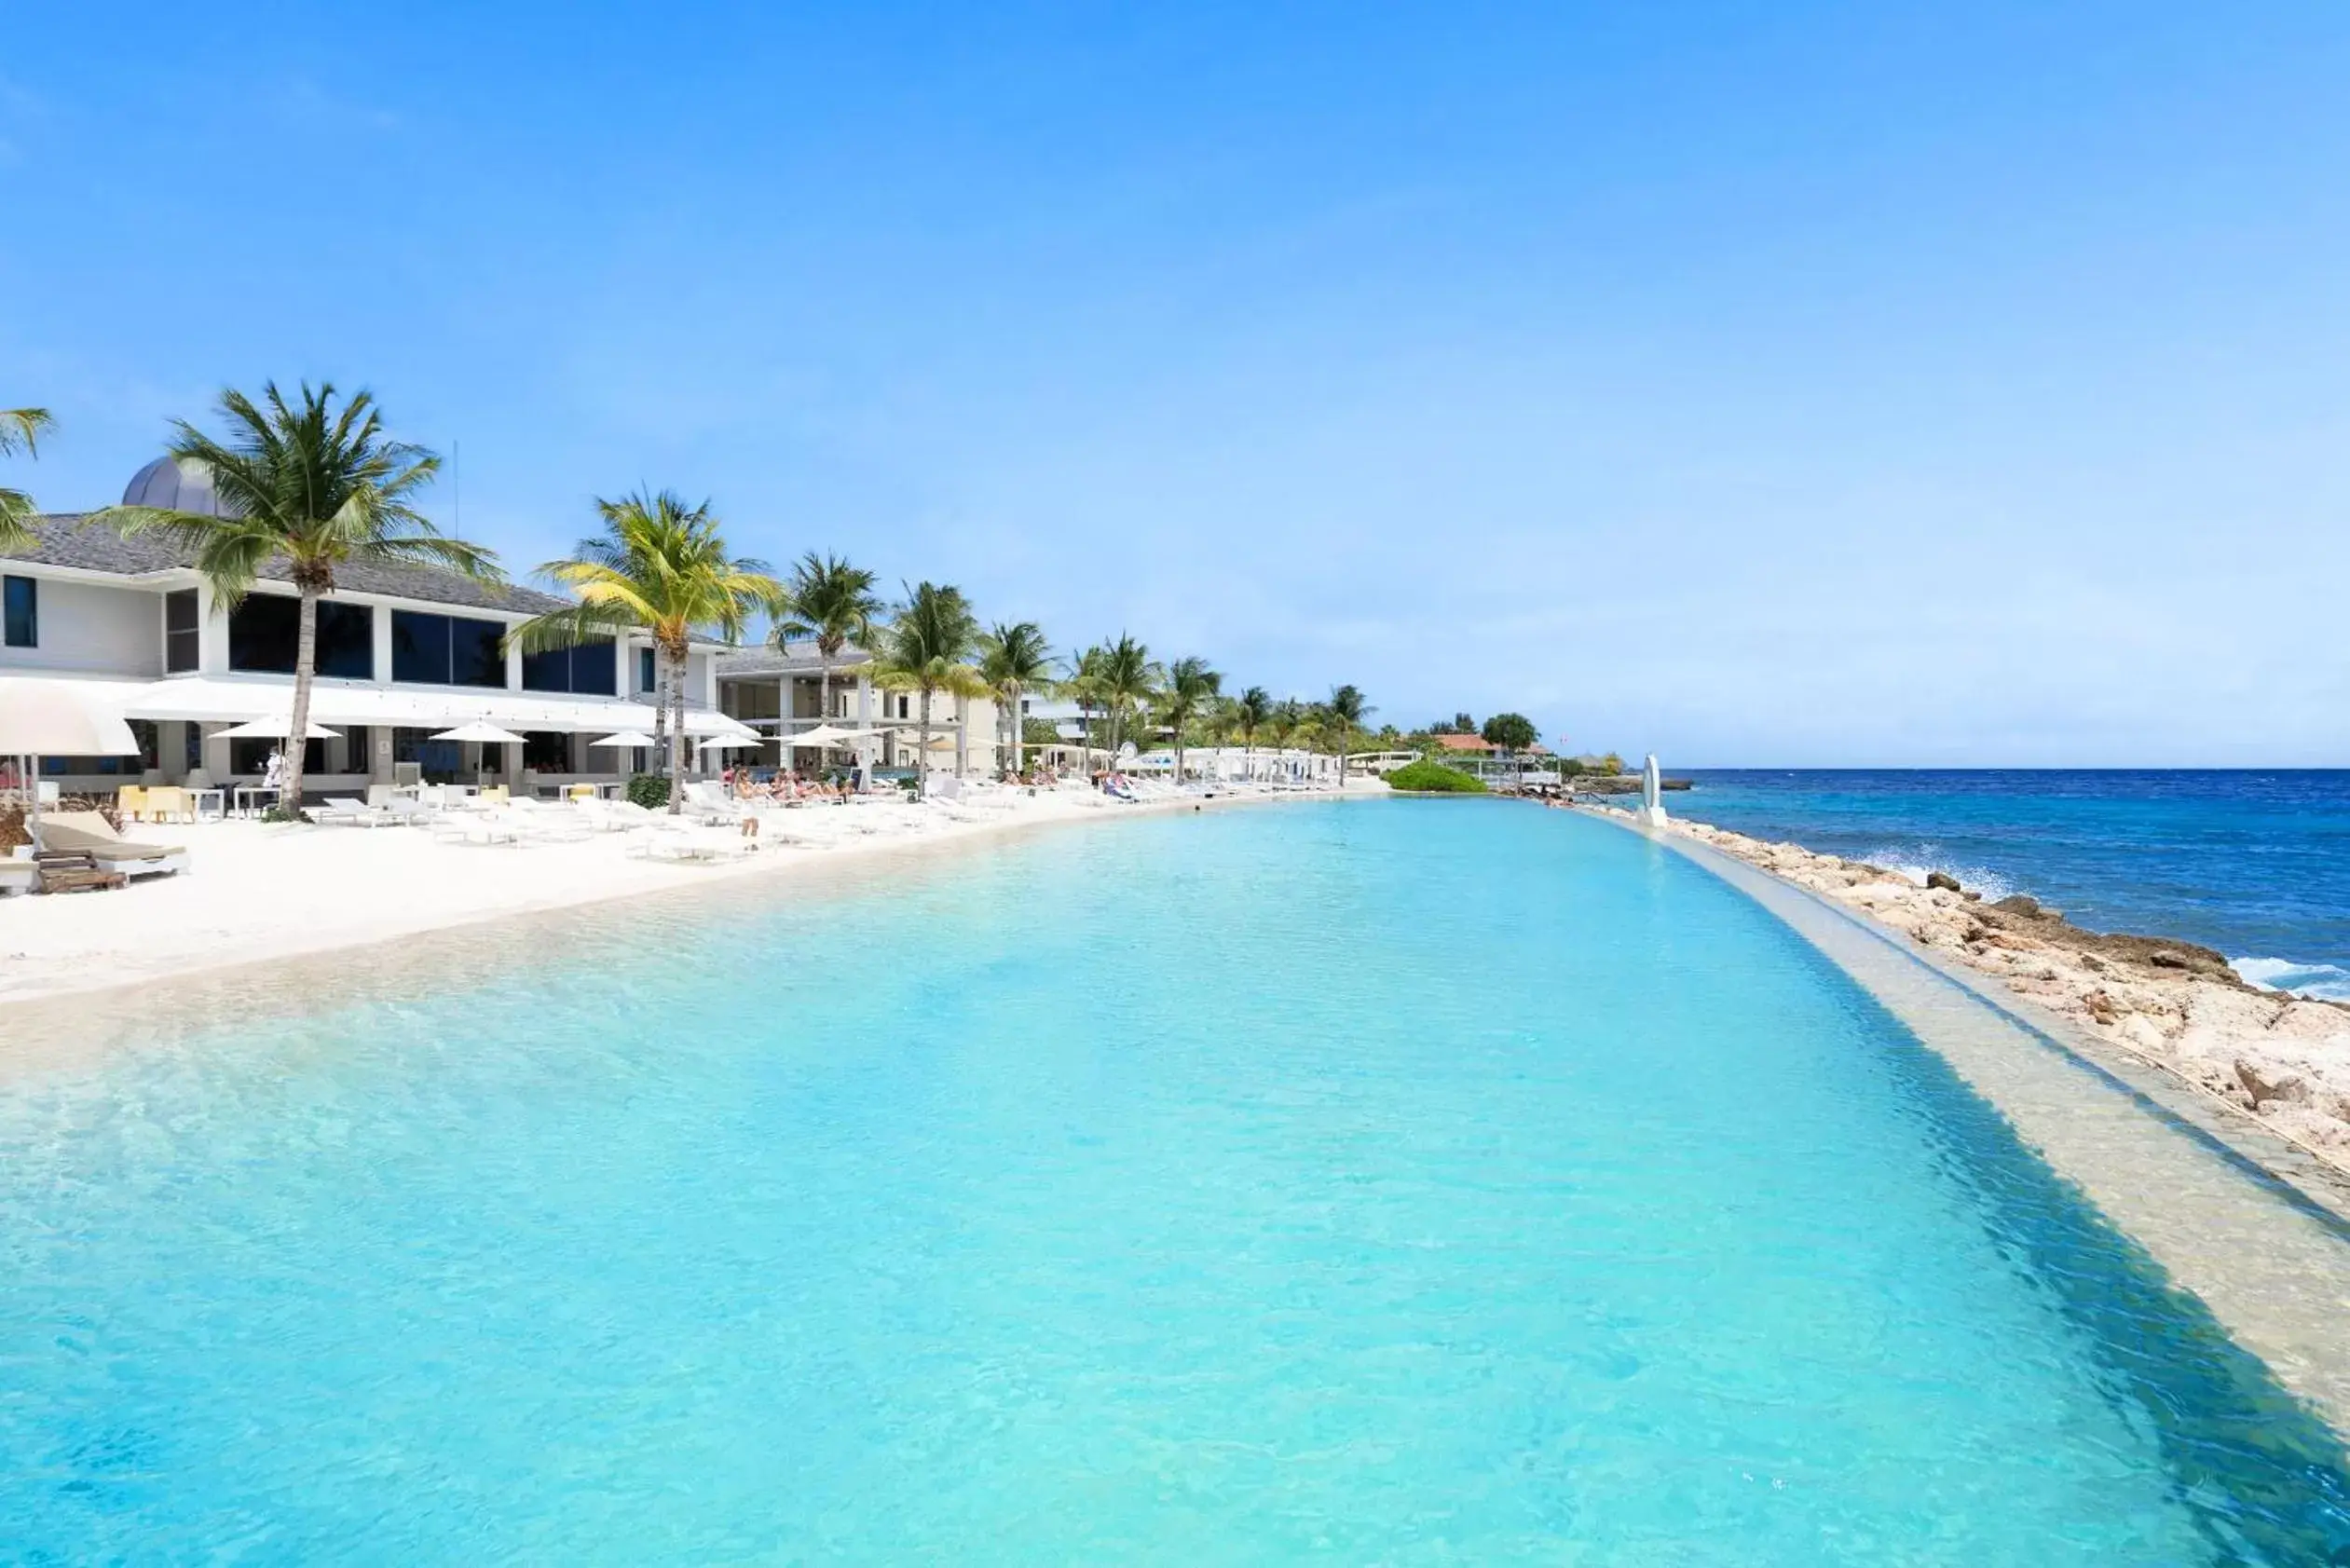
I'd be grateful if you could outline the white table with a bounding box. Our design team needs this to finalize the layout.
[189,787,226,822]
[232,785,280,818]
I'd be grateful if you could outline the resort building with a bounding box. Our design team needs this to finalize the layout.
[0,460,758,798]
[716,643,1004,778]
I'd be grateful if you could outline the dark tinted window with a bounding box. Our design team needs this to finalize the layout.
[227,594,298,673]
[521,637,616,694]
[228,596,371,677]
[165,589,199,673]
[5,575,37,648]
[391,611,447,683]
[450,617,505,688]
[639,648,656,692]
[570,638,616,695]
[317,602,373,678]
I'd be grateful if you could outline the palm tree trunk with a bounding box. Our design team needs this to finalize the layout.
[666,637,688,815]
[284,589,319,818]
[1008,685,1021,779]
[650,644,670,776]
[954,692,967,779]
[917,685,934,798]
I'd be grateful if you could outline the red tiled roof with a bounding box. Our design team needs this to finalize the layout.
[1432,733,1495,752]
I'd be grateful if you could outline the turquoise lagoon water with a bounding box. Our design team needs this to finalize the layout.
[2,800,2345,1561]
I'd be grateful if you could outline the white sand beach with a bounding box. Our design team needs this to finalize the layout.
[0,784,1347,1010]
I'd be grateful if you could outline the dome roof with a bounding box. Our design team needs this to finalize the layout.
[122,455,231,516]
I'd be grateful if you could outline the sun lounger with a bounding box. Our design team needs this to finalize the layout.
[627,827,756,864]
[317,797,399,828]
[32,811,191,878]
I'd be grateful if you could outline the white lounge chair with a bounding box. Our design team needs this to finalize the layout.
[318,798,396,828]
[31,811,192,878]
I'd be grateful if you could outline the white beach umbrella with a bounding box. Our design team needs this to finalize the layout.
[776,723,870,750]
[430,722,529,745]
[218,716,342,741]
[0,678,142,756]
[0,678,141,842]
[695,735,758,752]
[588,730,658,750]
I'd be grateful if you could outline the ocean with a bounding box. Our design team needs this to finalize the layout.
[1675,770,2350,1002]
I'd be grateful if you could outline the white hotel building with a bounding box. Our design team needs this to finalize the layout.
[1,458,758,798]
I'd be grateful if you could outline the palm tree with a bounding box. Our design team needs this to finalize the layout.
[866,581,981,798]
[1267,698,1306,781]
[0,406,56,552]
[771,551,881,743]
[509,490,777,814]
[1323,683,1373,791]
[1065,645,1109,773]
[99,383,496,815]
[1091,634,1162,757]
[1156,655,1221,783]
[977,620,1055,779]
[1234,685,1272,781]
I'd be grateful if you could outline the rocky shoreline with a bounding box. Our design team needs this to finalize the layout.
[1634,811,2350,1175]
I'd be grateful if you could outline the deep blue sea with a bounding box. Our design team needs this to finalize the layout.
[1677,770,2350,1001]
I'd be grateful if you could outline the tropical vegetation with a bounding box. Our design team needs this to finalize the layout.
[97,383,498,813]
[0,404,55,552]
[977,620,1055,779]
[1385,759,1487,794]
[865,581,983,796]
[1155,656,1221,781]
[509,490,778,813]
[771,551,882,729]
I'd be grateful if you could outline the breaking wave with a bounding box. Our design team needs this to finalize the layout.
[1857,845,2015,903]
[2231,957,2350,1003]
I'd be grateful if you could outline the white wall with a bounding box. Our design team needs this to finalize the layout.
[0,574,161,676]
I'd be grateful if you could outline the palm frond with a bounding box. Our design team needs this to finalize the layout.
[0,407,54,460]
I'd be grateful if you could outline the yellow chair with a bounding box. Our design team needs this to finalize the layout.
[145,785,189,824]
[478,785,510,806]
[116,784,148,823]
[567,784,595,801]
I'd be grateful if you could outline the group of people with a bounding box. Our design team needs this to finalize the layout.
[721,767,854,806]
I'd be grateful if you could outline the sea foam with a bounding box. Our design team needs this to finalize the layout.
[2231,957,2350,1003]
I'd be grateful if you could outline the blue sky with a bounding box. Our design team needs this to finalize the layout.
[4,3,2346,764]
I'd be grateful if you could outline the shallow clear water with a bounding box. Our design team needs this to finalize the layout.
[1677,770,2350,1000]
[2,800,2346,1561]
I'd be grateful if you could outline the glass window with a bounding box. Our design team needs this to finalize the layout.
[569,638,616,696]
[184,722,202,771]
[520,646,567,692]
[343,725,370,774]
[227,594,299,672]
[522,637,617,695]
[5,575,37,648]
[391,610,448,683]
[165,589,199,673]
[639,648,657,693]
[130,719,159,770]
[228,595,369,675]
[449,617,505,688]
[317,602,373,679]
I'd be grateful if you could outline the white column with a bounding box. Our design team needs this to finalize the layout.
[197,584,230,673]
[371,604,395,685]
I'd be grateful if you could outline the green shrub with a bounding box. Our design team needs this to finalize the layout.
[626,773,672,810]
[1386,760,1487,794]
